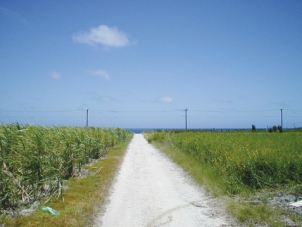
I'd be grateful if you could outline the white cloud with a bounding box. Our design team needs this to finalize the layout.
[99,96,120,102]
[159,96,173,103]
[49,71,61,80]
[72,25,130,47]
[88,70,111,81]
[215,97,233,104]
[87,92,120,103]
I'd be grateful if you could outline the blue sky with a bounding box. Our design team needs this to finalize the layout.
[1,0,301,129]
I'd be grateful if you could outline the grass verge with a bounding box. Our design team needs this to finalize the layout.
[1,135,133,227]
[225,199,283,227]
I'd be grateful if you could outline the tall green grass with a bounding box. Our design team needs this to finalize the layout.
[147,130,302,194]
[0,123,132,214]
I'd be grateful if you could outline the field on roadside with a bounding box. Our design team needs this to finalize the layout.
[0,123,132,217]
[147,130,302,194]
[146,130,302,226]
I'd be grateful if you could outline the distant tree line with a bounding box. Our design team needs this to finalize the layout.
[252,125,283,133]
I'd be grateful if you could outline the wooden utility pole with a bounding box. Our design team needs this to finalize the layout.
[185,108,188,130]
[280,109,283,129]
[86,109,89,127]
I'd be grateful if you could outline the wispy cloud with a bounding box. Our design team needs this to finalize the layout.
[215,97,233,104]
[72,25,131,47]
[0,7,27,25]
[49,71,61,80]
[99,96,121,102]
[159,96,173,103]
[88,70,111,81]
[87,92,121,103]
[272,101,290,108]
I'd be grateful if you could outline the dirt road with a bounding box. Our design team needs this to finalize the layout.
[94,134,238,227]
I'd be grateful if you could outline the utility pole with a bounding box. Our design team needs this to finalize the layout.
[86,109,89,127]
[280,109,283,129]
[185,108,188,130]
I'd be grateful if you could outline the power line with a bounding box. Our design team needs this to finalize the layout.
[0,110,81,113]
[90,110,181,113]
[1,108,301,114]
[190,109,282,113]
[1,109,301,128]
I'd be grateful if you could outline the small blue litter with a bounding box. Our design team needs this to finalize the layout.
[40,206,59,215]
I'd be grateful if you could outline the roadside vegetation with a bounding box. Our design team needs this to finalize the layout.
[145,129,302,226]
[0,123,133,226]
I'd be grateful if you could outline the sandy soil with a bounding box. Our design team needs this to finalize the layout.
[94,134,240,227]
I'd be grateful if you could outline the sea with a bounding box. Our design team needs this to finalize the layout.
[124,128,265,134]
[125,128,162,134]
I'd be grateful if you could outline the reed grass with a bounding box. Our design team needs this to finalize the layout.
[0,123,132,218]
[2,136,132,226]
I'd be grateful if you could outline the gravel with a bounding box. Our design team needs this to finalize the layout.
[94,134,240,227]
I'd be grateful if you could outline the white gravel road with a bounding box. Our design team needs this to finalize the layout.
[94,134,239,227]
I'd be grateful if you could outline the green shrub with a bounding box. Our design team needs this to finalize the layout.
[146,131,167,143]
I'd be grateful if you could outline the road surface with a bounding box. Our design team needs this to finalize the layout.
[94,134,238,227]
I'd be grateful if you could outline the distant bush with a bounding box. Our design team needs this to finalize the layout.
[146,131,167,143]
[278,125,283,132]
[268,125,282,133]
[252,125,256,131]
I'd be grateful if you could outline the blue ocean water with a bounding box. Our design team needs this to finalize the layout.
[125,128,267,134]
[125,128,161,134]
[125,128,189,133]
